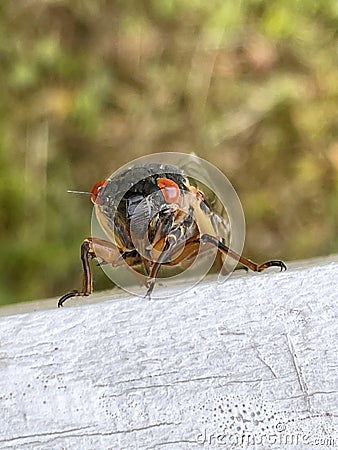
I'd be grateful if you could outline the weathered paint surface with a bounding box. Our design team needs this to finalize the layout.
[0,257,337,449]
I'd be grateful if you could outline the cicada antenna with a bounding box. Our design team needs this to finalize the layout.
[67,190,91,195]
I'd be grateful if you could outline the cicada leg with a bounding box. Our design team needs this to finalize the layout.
[200,234,287,272]
[144,231,286,299]
[144,232,203,298]
[144,235,178,299]
[58,237,128,307]
[214,251,249,275]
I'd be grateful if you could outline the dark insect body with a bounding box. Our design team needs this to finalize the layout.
[58,163,286,307]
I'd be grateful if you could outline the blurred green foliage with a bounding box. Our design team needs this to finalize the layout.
[0,0,337,305]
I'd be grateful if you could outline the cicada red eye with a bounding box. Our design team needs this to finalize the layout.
[90,179,106,204]
[157,177,180,203]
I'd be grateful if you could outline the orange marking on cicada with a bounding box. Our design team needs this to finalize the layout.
[90,179,106,204]
[188,185,205,201]
[157,178,180,203]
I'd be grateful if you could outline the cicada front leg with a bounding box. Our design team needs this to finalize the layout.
[144,235,176,299]
[58,237,126,307]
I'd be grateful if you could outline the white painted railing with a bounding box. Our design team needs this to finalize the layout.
[0,255,337,449]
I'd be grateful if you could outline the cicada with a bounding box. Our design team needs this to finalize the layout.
[58,162,286,307]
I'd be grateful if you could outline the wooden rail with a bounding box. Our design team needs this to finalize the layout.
[0,255,337,448]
